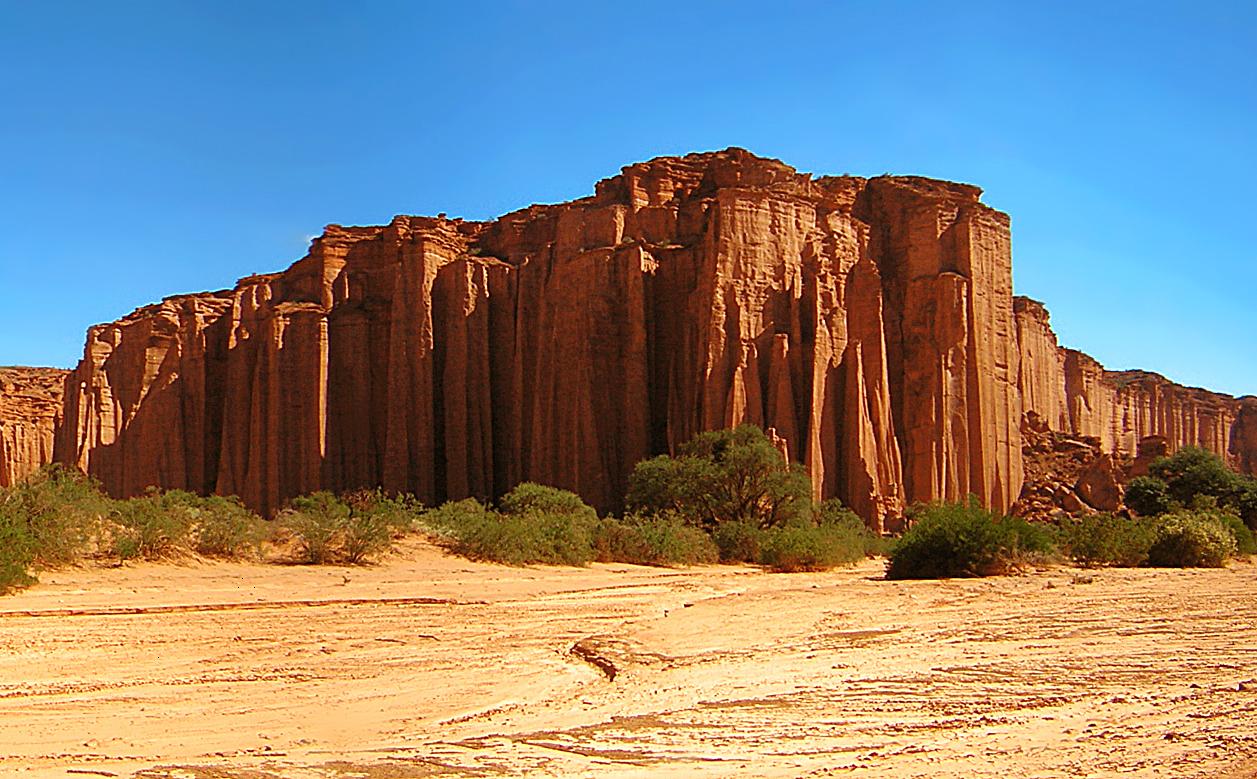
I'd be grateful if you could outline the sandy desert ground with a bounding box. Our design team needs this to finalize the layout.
[1,538,1255,778]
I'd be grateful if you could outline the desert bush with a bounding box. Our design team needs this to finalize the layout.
[1150,447,1237,507]
[758,522,867,572]
[1125,476,1173,517]
[625,425,812,530]
[190,495,267,558]
[1056,513,1154,567]
[280,492,350,564]
[1217,511,1257,556]
[594,513,718,567]
[345,489,423,531]
[711,520,765,562]
[1139,446,1257,528]
[340,511,394,564]
[1145,510,1236,568]
[422,486,600,566]
[441,509,596,566]
[279,490,412,565]
[886,500,1056,579]
[816,499,888,557]
[339,489,423,563]
[0,509,36,593]
[4,465,109,567]
[422,497,493,535]
[499,482,597,522]
[110,491,198,560]
[1235,480,1257,530]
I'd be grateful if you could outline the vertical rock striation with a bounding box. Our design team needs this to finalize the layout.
[0,367,66,487]
[52,149,1253,521]
[1014,296,1256,481]
[1013,297,1068,432]
[57,150,1024,520]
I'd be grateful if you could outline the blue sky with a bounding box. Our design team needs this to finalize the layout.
[2,1,1254,396]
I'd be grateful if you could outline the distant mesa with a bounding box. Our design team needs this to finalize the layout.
[0,149,1252,524]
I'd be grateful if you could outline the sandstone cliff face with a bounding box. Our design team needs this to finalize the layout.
[0,367,66,487]
[1014,296,1257,486]
[1013,297,1068,433]
[57,149,1031,522]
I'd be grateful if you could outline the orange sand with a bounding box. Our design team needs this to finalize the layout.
[1,538,1254,778]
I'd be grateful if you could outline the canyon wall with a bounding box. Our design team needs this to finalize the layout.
[48,149,1253,521]
[0,367,66,487]
[55,149,1027,523]
[1014,296,1255,476]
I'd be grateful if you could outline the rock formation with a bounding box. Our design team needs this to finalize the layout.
[0,367,66,487]
[1014,296,1255,471]
[1013,296,1256,516]
[55,149,1030,521]
[49,149,1255,523]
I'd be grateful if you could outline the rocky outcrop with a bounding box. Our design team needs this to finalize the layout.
[1012,297,1256,517]
[57,149,1028,522]
[1074,453,1124,513]
[0,367,66,487]
[53,149,1252,522]
[1014,296,1256,476]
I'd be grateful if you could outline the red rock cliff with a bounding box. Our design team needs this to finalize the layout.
[57,149,1030,521]
[0,367,66,487]
[1014,296,1256,476]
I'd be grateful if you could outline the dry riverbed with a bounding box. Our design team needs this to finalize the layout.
[1,538,1255,778]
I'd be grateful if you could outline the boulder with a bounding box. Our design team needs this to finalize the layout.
[1075,453,1124,512]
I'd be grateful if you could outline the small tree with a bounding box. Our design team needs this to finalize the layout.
[1234,479,1257,530]
[1143,447,1257,528]
[626,425,811,530]
[1150,447,1238,508]
[1125,476,1172,517]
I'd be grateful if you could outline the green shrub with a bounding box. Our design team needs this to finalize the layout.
[422,490,599,567]
[886,500,1056,579]
[1125,476,1173,517]
[346,489,423,532]
[190,496,267,558]
[594,514,718,567]
[712,520,765,562]
[816,499,888,557]
[758,522,867,572]
[5,466,109,567]
[339,489,422,563]
[625,425,812,530]
[422,497,493,535]
[446,510,596,566]
[0,510,36,593]
[1174,500,1255,556]
[110,492,198,560]
[340,511,394,564]
[1056,513,1154,567]
[280,492,350,564]
[278,490,412,565]
[1218,512,1257,556]
[499,482,597,522]
[1235,481,1257,530]
[1139,447,1257,528]
[1146,511,1236,568]
[1150,447,1238,507]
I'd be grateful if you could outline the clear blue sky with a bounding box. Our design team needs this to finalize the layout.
[2,1,1253,396]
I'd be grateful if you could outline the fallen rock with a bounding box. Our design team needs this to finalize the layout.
[1076,453,1124,512]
